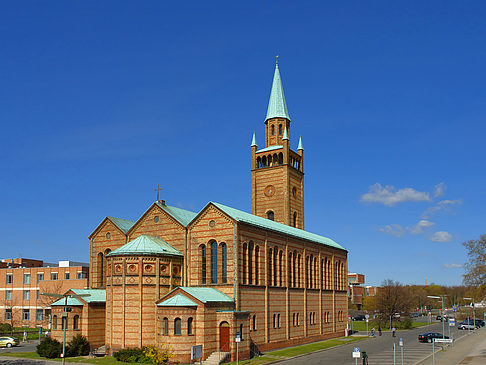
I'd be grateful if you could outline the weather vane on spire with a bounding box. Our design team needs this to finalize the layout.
[276,54,279,65]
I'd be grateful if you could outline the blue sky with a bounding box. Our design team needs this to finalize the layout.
[1,1,485,286]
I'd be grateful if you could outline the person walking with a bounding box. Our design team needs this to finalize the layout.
[378,326,382,336]
[392,327,396,337]
[371,327,375,337]
[23,330,27,342]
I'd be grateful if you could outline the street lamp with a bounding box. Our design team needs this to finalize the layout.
[463,297,475,332]
[41,292,90,365]
[427,295,447,339]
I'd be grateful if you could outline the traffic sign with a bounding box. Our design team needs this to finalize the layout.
[365,314,370,319]
[399,338,403,347]
[434,338,453,343]
[354,347,360,352]
[235,332,241,342]
[449,318,455,326]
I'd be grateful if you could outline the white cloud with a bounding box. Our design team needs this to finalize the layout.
[361,183,431,207]
[379,224,405,237]
[409,220,435,235]
[444,263,463,269]
[423,199,462,218]
[434,182,447,197]
[430,231,453,242]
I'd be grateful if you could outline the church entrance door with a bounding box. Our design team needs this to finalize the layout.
[219,322,230,351]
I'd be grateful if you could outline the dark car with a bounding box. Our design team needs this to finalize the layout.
[418,332,449,343]
[352,315,366,321]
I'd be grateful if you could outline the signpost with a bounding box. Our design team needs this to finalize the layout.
[365,314,369,336]
[190,345,203,365]
[235,332,241,365]
[448,318,455,345]
[399,338,404,365]
[352,347,360,365]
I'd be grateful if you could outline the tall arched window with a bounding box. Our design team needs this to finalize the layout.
[257,156,262,168]
[210,241,218,284]
[279,251,283,286]
[273,314,276,329]
[174,318,181,335]
[252,315,256,331]
[267,211,274,221]
[297,254,301,288]
[248,242,253,285]
[305,256,309,288]
[288,254,292,287]
[53,315,57,330]
[271,125,275,135]
[187,317,193,335]
[254,246,259,285]
[97,252,103,288]
[163,317,169,335]
[296,313,299,326]
[262,155,267,167]
[277,314,281,328]
[279,124,282,135]
[278,152,283,165]
[62,316,68,330]
[242,243,247,285]
[268,248,273,285]
[200,245,206,284]
[293,212,297,227]
[293,252,297,287]
[240,323,244,340]
[273,248,278,286]
[221,243,227,284]
[73,315,79,330]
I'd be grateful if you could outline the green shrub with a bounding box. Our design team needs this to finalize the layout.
[0,323,12,333]
[114,347,151,363]
[66,334,90,357]
[37,337,62,359]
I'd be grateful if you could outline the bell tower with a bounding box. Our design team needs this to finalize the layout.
[251,62,305,229]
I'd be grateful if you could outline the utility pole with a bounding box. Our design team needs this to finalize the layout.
[427,295,447,339]
[464,297,475,331]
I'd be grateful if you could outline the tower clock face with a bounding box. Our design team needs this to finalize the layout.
[264,185,276,197]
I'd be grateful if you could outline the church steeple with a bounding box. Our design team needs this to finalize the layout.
[265,62,290,122]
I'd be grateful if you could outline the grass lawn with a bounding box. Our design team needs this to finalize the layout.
[226,336,363,365]
[0,352,136,364]
[350,321,430,333]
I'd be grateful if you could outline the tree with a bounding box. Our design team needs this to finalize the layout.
[370,279,413,327]
[463,234,486,287]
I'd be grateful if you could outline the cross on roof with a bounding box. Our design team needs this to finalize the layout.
[154,184,162,201]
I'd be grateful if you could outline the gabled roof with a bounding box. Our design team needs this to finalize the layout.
[256,145,283,154]
[158,293,198,307]
[158,287,234,306]
[266,63,290,122]
[155,202,198,227]
[50,289,106,306]
[107,235,183,257]
[107,217,135,234]
[211,202,346,251]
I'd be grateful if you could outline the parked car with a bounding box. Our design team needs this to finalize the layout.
[418,332,449,343]
[458,321,478,330]
[0,336,19,348]
[352,315,366,321]
[465,318,486,327]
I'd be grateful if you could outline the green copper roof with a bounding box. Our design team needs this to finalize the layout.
[212,202,346,251]
[71,289,106,303]
[107,235,183,257]
[251,132,257,147]
[161,287,234,304]
[298,136,304,150]
[266,64,290,122]
[155,202,197,227]
[158,293,198,307]
[256,145,282,153]
[282,127,289,140]
[51,297,84,306]
[107,217,135,234]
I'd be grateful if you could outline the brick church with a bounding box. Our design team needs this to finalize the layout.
[51,62,348,363]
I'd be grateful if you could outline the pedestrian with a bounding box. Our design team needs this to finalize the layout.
[378,326,382,336]
[371,327,375,337]
[392,327,396,337]
[23,330,27,342]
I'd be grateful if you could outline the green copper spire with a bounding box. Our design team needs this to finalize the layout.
[282,127,289,140]
[265,63,290,122]
[298,136,303,150]
[251,132,257,147]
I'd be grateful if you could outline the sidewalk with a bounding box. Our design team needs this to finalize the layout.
[418,328,486,365]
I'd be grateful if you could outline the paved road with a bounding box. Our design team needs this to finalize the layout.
[277,322,466,365]
[0,340,38,354]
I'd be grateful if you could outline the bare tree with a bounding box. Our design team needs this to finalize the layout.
[463,234,486,287]
[371,279,413,327]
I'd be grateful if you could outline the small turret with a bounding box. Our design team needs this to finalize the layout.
[251,132,257,170]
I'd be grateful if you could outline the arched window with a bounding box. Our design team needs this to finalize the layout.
[174,318,181,335]
[268,248,273,285]
[248,242,253,285]
[267,154,272,166]
[293,252,297,287]
[254,246,259,285]
[273,314,276,329]
[267,211,274,221]
[240,323,244,340]
[293,212,297,227]
[273,154,278,166]
[73,315,79,330]
[271,125,275,135]
[279,124,282,135]
[296,313,299,326]
[200,245,206,284]
[278,152,283,165]
[288,254,292,287]
[297,254,301,288]
[163,317,169,335]
[97,252,104,288]
[187,317,193,335]
[305,256,309,288]
[279,251,283,286]
[62,316,68,330]
[262,155,267,167]
[210,241,218,284]
[252,315,256,331]
[53,315,57,330]
[277,314,281,328]
[242,243,247,285]
[257,156,261,168]
[273,248,278,286]
[221,243,227,284]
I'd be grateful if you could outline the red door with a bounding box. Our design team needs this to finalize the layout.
[220,323,230,351]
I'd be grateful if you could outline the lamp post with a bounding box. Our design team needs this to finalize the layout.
[463,297,475,332]
[427,295,447,339]
[41,292,90,365]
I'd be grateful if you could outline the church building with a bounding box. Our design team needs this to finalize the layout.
[50,62,348,363]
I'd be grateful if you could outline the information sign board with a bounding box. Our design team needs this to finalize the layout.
[449,318,455,326]
[191,345,203,360]
[235,332,241,343]
[434,338,453,343]
[352,351,360,358]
